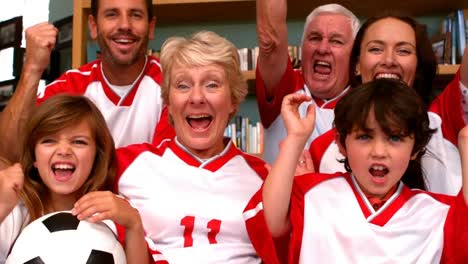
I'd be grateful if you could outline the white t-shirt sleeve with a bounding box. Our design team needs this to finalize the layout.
[0,203,28,263]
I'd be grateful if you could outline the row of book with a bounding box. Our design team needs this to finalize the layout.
[224,115,264,155]
[237,45,302,71]
[148,46,302,72]
[432,9,467,65]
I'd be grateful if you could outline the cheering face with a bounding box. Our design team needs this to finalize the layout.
[301,13,354,99]
[88,0,155,66]
[168,63,236,159]
[356,18,418,87]
[34,120,96,203]
[337,110,417,199]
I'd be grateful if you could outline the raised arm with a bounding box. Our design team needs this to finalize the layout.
[0,22,57,162]
[262,93,315,237]
[256,0,289,98]
[458,125,468,205]
[461,48,468,88]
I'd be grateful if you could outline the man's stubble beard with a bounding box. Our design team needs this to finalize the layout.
[97,33,149,66]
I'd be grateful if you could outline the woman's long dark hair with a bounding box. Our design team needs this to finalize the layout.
[349,11,437,106]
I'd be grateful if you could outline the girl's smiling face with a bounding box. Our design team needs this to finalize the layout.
[34,120,96,205]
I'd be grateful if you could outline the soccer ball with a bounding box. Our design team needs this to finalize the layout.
[6,211,126,264]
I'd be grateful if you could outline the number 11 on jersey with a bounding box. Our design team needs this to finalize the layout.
[180,216,222,247]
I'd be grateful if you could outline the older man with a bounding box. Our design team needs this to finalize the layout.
[256,0,359,163]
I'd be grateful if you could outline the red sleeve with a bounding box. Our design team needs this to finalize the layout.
[243,188,283,264]
[256,57,303,128]
[152,106,175,147]
[36,75,70,105]
[441,191,468,263]
[429,70,465,146]
[36,62,98,105]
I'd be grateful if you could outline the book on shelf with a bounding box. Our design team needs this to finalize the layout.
[436,10,467,65]
[455,10,466,63]
[224,115,264,155]
[237,45,301,71]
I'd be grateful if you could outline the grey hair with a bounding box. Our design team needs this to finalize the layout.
[301,4,360,46]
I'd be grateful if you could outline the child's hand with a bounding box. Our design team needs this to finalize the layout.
[72,191,142,231]
[295,150,314,176]
[0,164,24,221]
[281,93,316,142]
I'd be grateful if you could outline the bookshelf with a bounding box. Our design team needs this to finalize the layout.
[72,0,467,70]
[70,0,466,157]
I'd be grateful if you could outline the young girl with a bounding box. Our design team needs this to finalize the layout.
[0,94,165,263]
[244,79,468,263]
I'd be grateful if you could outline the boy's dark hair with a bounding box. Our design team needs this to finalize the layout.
[334,78,436,190]
[349,11,437,106]
[91,0,154,21]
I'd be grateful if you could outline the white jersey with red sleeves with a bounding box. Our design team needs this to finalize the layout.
[256,57,349,163]
[36,56,174,148]
[244,172,468,264]
[115,138,268,264]
[309,72,466,195]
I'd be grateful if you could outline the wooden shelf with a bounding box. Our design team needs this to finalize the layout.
[243,70,255,80]
[437,64,460,75]
[72,0,468,68]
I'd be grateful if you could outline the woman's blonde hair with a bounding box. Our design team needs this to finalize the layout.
[19,94,116,222]
[160,30,247,108]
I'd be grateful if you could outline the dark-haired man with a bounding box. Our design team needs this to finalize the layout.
[0,0,173,162]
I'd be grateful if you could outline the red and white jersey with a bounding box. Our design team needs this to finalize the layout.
[244,172,468,264]
[256,57,348,163]
[115,138,268,263]
[37,56,174,148]
[310,72,466,196]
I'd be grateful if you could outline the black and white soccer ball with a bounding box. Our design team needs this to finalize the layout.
[6,211,126,264]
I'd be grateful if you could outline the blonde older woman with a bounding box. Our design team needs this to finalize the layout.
[88,31,268,263]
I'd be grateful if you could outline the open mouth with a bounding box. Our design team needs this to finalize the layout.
[375,73,400,80]
[313,60,332,75]
[52,163,76,181]
[114,38,136,45]
[186,114,213,131]
[112,34,138,48]
[369,165,389,178]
